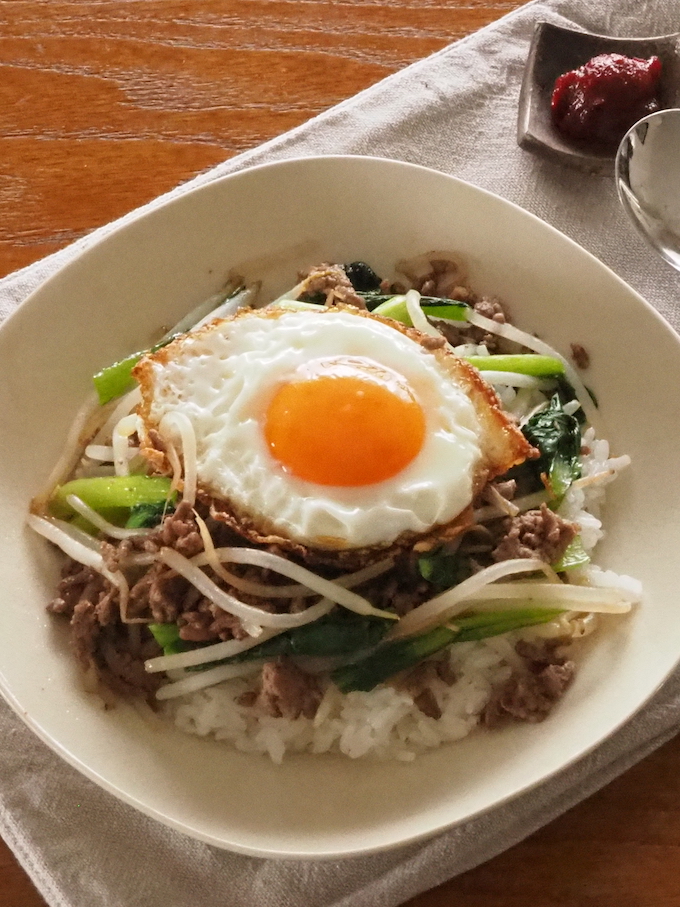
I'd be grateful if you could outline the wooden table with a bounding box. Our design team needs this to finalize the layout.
[1,1,679,904]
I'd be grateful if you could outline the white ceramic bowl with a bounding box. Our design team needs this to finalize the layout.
[2,156,680,859]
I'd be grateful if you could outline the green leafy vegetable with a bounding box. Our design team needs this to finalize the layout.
[554,377,588,425]
[418,550,472,592]
[522,394,582,498]
[49,475,174,524]
[553,536,590,572]
[126,499,175,529]
[343,261,382,292]
[331,608,563,693]
[151,611,394,671]
[234,612,392,663]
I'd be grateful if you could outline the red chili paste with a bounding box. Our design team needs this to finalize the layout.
[551,53,663,147]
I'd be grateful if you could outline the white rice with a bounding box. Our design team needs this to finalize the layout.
[557,427,624,554]
[162,640,514,763]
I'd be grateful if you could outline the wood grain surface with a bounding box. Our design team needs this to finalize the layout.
[2,2,679,906]
[0,0,520,277]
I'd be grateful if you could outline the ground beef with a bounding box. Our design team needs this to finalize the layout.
[492,504,578,564]
[46,503,209,697]
[362,556,432,616]
[407,257,467,299]
[434,295,509,352]
[298,263,365,309]
[149,500,204,557]
[52,566,121,669]
[474,298,506,323]
[107,501,205,571]
[419,334,447,350]
[70,594,104,668]
[50,498,366,699]
[48,563,105,618]
[53,566,162,698]
[177,597,250,642]
[482,639,575,726]
[127,563,186,623]
[392,658,458,719]
[256,658,322,719]
[97,630,163,698]
[123,503,277,635]
[571,342,590,369]
[467,298,508,351]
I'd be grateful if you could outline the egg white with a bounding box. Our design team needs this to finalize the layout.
[137,308,483,549]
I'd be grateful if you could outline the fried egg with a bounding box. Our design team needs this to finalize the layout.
[134,307,531,552]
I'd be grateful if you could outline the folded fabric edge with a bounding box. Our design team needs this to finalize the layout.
[0,797,68,907]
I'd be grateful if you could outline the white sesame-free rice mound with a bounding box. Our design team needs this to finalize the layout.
[164,638,517,763]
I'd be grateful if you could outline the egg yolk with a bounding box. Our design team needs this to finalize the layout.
[264,357,426,486]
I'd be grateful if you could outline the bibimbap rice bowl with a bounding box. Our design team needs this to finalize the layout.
[29,251,640,763]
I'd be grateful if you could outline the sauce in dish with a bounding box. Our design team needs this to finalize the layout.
[551,53,663,148]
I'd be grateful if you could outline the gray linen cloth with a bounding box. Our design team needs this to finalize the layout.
[2,1,680,904]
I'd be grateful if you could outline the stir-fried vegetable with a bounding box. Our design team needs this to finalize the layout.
[553,537,590,572]
[126,499,175,529]
[343,261,382,292]
[149,622,187,655]
[371,295,469,323]
[418,549,472,591]
[522,393,582,498]
[150,611,392,669]
[466,354,564,377]
[332,608,564,692]
[93,349,152,405]
[50,475,174,522]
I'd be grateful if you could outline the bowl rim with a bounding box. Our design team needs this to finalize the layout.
[3,153,680,859]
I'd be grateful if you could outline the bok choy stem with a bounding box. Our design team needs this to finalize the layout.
[465,354,564,376]
[50,475,174,521]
